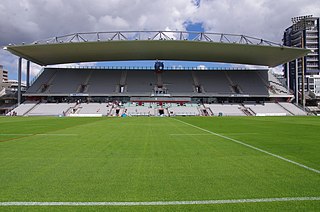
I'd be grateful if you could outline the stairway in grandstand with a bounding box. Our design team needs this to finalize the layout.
[77,70,93,93]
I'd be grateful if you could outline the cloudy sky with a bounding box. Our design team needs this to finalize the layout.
[1,0,319,80]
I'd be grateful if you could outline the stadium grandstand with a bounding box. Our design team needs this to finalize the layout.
[4,31,311,117]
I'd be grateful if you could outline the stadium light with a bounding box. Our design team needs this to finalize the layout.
[292,15,314,32]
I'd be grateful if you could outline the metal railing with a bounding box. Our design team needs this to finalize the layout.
[55,65,267,71]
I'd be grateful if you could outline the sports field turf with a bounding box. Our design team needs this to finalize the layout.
[0,116,319,211]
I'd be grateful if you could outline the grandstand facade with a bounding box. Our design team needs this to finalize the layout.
[9,66,306,117]
[4,31,311,116]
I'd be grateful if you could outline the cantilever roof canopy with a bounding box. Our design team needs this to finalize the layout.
[4,31,310,67]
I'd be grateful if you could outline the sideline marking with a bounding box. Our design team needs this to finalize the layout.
[0,134,33,136]
[174,118,320,174]
[222,133,259,135]
[170,134,212,136]
[0,134,77,136]
[0,197,319,206]
[170,133,258,136]
[35,134,78,136]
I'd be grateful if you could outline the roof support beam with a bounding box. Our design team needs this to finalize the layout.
[26,60,30,88]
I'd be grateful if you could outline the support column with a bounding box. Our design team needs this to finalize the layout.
[18,57,22,105]
[286,62,290,94]
[26,60,30,88]
[301,35,306,110]
[295,59,298,105]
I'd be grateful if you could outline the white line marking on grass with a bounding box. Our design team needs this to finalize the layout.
[0,134,33,136]
[1,197,319,206]
[174,118,320,174]
[0,134,77,136]
[35,134,78,136]
[170,134,212,136]
[222,133,259,136]
[170,133,258,136]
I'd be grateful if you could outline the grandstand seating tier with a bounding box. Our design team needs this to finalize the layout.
[9,102,307,117]
[9,103,37,116]
[27,103,76,116]
[278,102,307,116]
[77,103,112,115]
[244,103,289,115]
[13,67,309,117]
[204,104,245,116]
[25,68,287,97]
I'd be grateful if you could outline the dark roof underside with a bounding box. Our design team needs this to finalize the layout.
[5,40,310,67]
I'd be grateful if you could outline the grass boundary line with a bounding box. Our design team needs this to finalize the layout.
[169,134,213,136]
[174,118,320,174]
[0,134,78,136]
[0,197,319,206]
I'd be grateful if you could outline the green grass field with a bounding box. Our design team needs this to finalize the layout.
[0,116,319,211]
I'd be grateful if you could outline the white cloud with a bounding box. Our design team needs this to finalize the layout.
[231,64,268,69]
[197,65,208,70]
[0,0,319,79]
[48,62,98,69]
[0,0,198,46]
[98,15,129,29]
[0,0,198,79]
[192,0,320,43]
[270,66,284,75]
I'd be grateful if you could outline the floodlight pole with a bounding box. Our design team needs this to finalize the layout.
[301,34,305,110]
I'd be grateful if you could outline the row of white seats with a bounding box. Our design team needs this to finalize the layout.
[8,102,307,116]
[204,104,245,116]
[9,103,37,116]
[168,106,201,116]
[28,103,75,116]
[77,103,112,115]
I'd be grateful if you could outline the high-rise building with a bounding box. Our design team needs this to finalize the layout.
[283,16,320,98]
[0,65,26,94]
[0,65,9,83]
